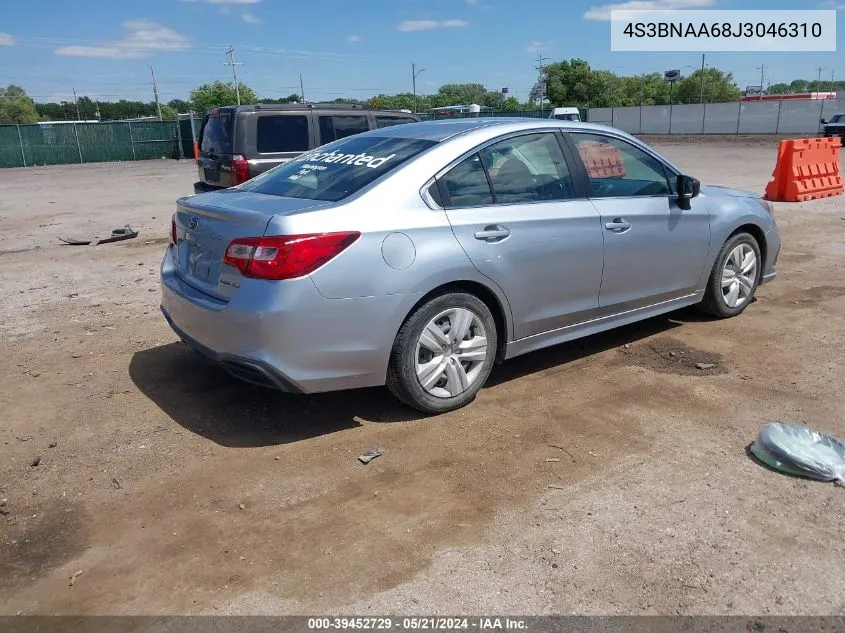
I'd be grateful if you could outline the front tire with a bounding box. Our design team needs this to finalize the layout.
[387,292,497,413]
[700,232,761,318]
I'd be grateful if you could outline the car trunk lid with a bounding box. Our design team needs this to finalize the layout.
[174,191,332,300]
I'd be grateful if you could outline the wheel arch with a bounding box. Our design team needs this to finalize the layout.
[398,280,511,363]
[730,223,767,274]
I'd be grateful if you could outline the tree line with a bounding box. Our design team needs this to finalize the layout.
[2,59,843,124]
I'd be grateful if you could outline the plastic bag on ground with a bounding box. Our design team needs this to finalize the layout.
[754,422,845,484]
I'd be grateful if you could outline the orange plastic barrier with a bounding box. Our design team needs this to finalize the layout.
[764,137,843,202]
[577,141,626,179]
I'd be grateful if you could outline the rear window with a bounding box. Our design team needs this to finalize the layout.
[238,135,437,202]
[200,112,233,154]
[375,116,416,129]
[554,113,580,121]
[257,115,309,153]
[319,115,369,143]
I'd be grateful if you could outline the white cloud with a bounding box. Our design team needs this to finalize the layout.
[398,19,469,32]
[242,12,261,23]
[345,35,362,43]
[818,1,845,8]
[525,40,551,52]
[0,32,14,46]
[55,20,189,58]
[583,0,715,21]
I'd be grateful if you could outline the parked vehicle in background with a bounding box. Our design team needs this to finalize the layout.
[820,114,845,142]
[193,103,420,194]
[549,107,581,121]
[163,119,780,413]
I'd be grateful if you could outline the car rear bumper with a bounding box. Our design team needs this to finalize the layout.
[159,246,413,394]
[193,181,225,194]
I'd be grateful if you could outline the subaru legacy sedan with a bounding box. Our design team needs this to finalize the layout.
[161,119,780,413]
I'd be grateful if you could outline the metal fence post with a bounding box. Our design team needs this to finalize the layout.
[128,122,136,161]
[736,102,742,135]
[72,122,83,163]
[16,124,27,167]
[175,118,184,159]
[701,103,706,135]
[668,103,673,134]
[775,99,783,134]
[638,105,643,134]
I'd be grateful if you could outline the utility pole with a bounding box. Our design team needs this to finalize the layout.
[412,63,425,113]
[534,53,550,113]
[815,65,826,93]
[149,66,162,121]
[755,64,766,101]
[699,53,706,103]
[224,46,244,105]
[299,73,305,103]
[72,88,81,120]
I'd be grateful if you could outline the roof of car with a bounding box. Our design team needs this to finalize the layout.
[368,117,621,142]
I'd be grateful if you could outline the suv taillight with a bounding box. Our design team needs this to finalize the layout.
[170,214,178,245]
[224,232,361,280]
[231,154,249,185]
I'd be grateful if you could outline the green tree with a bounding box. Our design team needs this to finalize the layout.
[189,81,257,113]
[167,98,191,112]
[674,68,740,104]
[0,85,39,123]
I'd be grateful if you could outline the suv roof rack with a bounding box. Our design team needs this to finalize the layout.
[250,102,365,111]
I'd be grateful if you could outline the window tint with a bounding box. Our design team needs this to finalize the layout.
[238,136,436,202]
[554,113,580,121]
[441,154,494,208]
[319,115,369,143]
[375,116,415,129]
[200,112,233,154]
[480,133,576,203]
[571,133,672,198]
[257,115,309,153]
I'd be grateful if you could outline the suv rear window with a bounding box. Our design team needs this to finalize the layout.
[319,115,369,143]
[257,115,309,153]
[375,116,416,128]
[239,136,437,202]
[200,112,233,154]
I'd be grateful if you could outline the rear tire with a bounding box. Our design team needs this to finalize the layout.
[387,292,497,414]
[700,232,761,318]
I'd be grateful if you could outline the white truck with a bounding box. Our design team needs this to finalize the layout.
[548,107,581,121]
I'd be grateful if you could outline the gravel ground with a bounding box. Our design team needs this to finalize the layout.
[0,142,843,616]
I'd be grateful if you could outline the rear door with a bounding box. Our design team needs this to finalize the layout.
[440,131,603,339]
[249,112,312,177]
[197,108,236,188]
[317,113,370,144]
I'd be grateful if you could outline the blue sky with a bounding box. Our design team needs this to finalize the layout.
[0,0,842,104]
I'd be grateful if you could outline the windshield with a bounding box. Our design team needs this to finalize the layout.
[238,135,437,202]
[200,111,234,154]
[830,115,844,123]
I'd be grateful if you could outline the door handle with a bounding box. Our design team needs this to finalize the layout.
[474,225,511,242]
[604,218,632,233]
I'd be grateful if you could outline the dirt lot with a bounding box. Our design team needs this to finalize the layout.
[1,141,843,616]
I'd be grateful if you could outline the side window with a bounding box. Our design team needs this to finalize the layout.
[319,115,369,143]
[479,133,576,203]
[441,153,494,208]
[375,116,415,128]
[256,115,309,153]
[571,133,672,198]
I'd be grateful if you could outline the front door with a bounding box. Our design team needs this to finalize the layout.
[568,132,711,316]
[440,131,604,339]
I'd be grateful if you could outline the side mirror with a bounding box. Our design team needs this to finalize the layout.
[820,118,827,125]
[677,174,700,210]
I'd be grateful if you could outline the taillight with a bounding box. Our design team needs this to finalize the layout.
[224,232,361,280]
[170,215,178,245]
[231,154,249,185]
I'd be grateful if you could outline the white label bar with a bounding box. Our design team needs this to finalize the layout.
[610,10,837,52]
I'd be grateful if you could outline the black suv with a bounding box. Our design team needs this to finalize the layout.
[820,114,845,143]
[194,103,420,193]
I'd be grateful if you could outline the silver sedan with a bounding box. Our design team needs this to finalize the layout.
[160,119,780,412]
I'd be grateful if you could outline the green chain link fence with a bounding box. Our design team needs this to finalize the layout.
[0,120,189,168]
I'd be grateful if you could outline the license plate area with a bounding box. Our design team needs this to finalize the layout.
[204,167,220,183]
[188,242,215,282]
